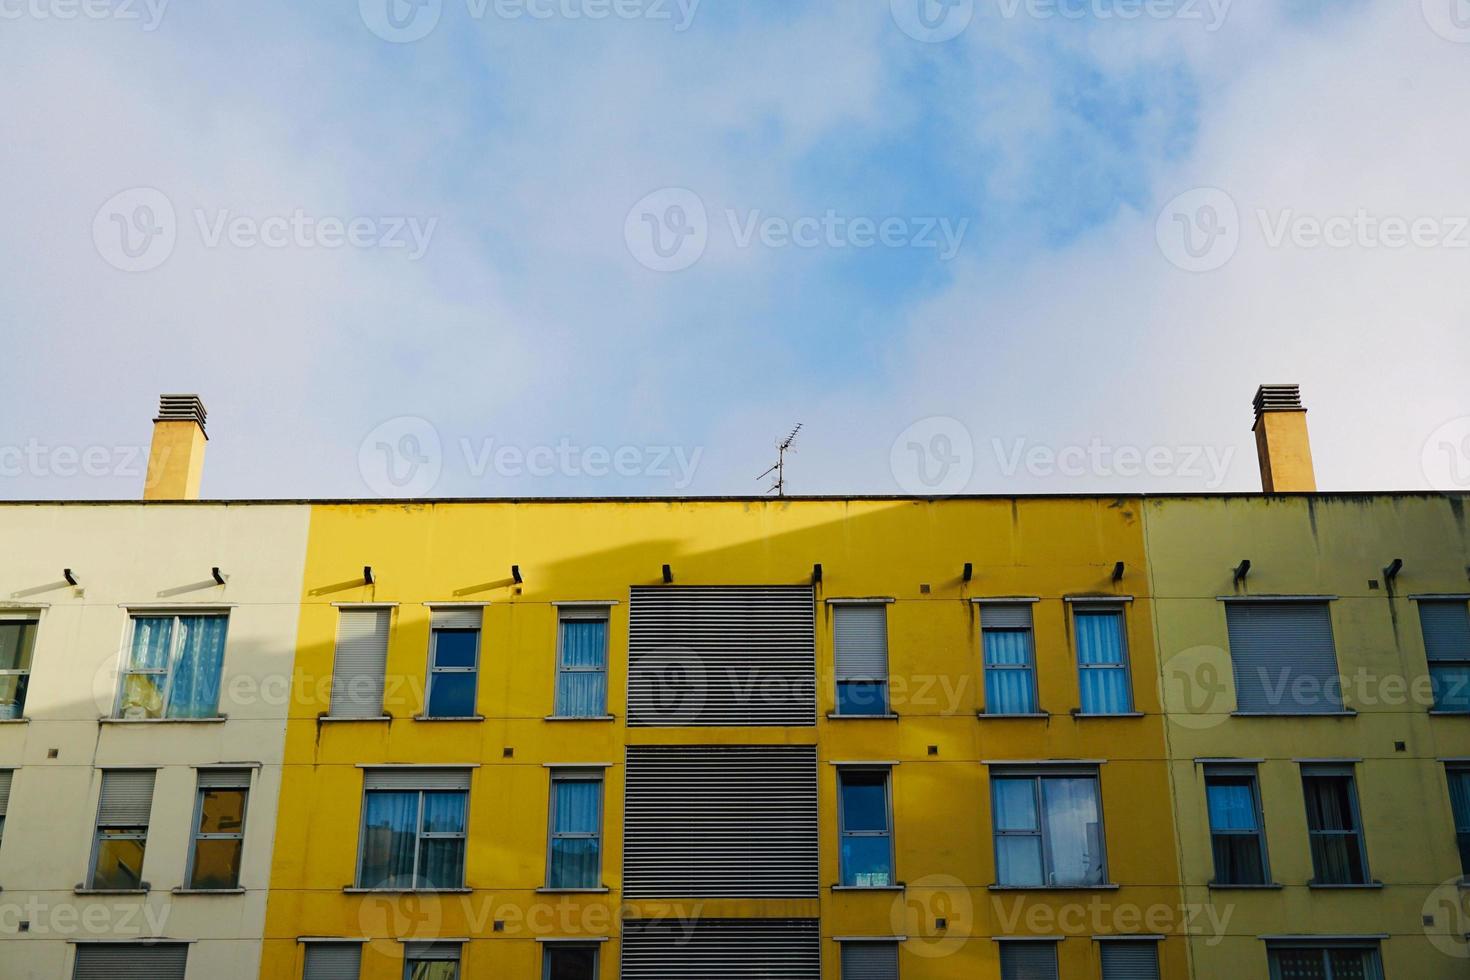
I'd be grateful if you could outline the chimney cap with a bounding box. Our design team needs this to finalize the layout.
[1253,384,1304,422]
[155,393,208,437]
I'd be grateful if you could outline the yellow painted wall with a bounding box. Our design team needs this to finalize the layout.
[1144,494,1470,979]
[262,498,1186,979]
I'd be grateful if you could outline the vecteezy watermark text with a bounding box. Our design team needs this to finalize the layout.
[993,437,1236,488]
[0,0,168,30]
[359,0,699,43]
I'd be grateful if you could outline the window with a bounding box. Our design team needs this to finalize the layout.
[1225,601,1343,714]
[1100,940,1160,980]
[1267,944,1383,980]
[840,941,898,980]
[1074,606,1133,714]
[72,943,187,979]
[543,944,599,980]
[303,943,362,980]
[89,770,156,890]
[187,769,249,890]
[0,618,37,720]
[547,770,603,889]
[839,768,894,887]
[404,942,460,980]
[1301,766,1369,885]
[1448,766,1470,876]
[834,604,890,716]
[331,608,390,719]
[1205,765,1270,885]
[555,609,608,717]
[999,942,1058,980]
[1420,600,1470,712]
[357,769,469,889]
[117,614,228,719]
[425,607,481,718]
[0,770,11,849]
[981,604,1038,715]
[992,768,1106,887]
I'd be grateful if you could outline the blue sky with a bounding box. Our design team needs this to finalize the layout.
[1,0,1468,498]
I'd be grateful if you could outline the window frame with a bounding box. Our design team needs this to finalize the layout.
[833,603,891,717]
[1072,604,1135,715]
[1447,764,1470,877]
[355,782,469,891]
[0,617,39,720]
[1300,764,1371,886]
[980,607,1039,717]
[1203,763,1272,886]
[554,607,610,718]
[541,942,600,980]
[998,940,1059,980]
[87,770,155,891]
[1267,943,1383,980]
[837,766,896,888]
[990,765,1109,888]
[184,771,251,891]
[424,623,481,719]
[115,611,230,720]
[403,941,461,980]
[544,768,605,890]
[1419,598,1470,713]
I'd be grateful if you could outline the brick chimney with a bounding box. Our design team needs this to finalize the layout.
[1252,384,1316,493]
[144,394,207,500]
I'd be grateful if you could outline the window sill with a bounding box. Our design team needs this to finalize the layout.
[100,716,227,724]
[536,887,611,894]
[413,715,486,722]
[1230,710,1358,718]
[75,886,149,895]
[988,884,1119,892]
[319,715,393,723]
[0,717,28,725]
[1208,882,1283,890]
[1071,712,1145,719]
[1308,882,1384,890]
[977,712,1050,720]
[1429,710,1470,717]
[172,887,246,895]
[343,886,472,894]
[544,715,616,722]
[831,884,905,891]
[826,712,900,721]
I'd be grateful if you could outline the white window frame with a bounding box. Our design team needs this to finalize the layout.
[541,942,600,980]
[115,611,230,719]
[991,765,1109,888]
[554,607,610,718]
[1072,604,1135,715]
[425,624,481,719]
[185,771,251,891]
[0,617,39,720]
[545,768,605,890]
[837,766,895,888]
[355,782,469,891]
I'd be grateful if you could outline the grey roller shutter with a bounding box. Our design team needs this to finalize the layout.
[331,609,390,718]
[834,606,888,682]
[0,770,10,817]
[404,941,460,960]
[622,918,820,980]
[196,768,251,789]
[1225,602,1342,713]
[430,607,483,631]
[623,744,818,898]
[981,604,1033,629]
[1100,942,1161,980]
[72,943,187,980]
[628,586,815,726]
[1421,601,1470,660]
[841,942,899,980]
[1000,942,1058,980]
[97,771,156,826]
[303,943,362,980]
[363,769,471,792]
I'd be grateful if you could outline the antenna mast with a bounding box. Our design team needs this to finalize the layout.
[758,424,802,497]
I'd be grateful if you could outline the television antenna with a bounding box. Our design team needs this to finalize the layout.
[758,424,802,497]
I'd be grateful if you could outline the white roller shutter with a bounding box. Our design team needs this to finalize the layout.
[97,771,155,826]
[1225,602,1341,713]
[834,606,888,682]
[623,744,818,898]
[303,943,362,980]
[196,768,251,790]
[621,918,820,980]
[363,769,471,792]
[330,609,390,718]
[430,607,483,631]
[1101,941,1161,980]
[628,586,815,726]
[841,942,899,980]
[72,944,187,980]
[981,604,1033,629]
[1000,942,1058,980]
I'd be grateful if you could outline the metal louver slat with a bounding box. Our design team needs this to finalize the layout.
[621,918,820,980]
[840,942,899,980]
[363,769,471,791]
[196,768,251,789]
[834,605,888,681]
[1225,602,1341,713]
[1420,601,1470,660]
[430,607,484,631]
[303,943,362,980]
[628,586,815,727]
[1100,941,1161,980]
[0,770,11,817]
[98,771,156,826]
[623,745,818,898]
[403,941,460,960]
[981,604,1033,629]
[331,609,390,718]
[72,943,187,980]
[1000,942,1059,980]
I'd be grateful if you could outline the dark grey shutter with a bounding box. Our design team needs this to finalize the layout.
[841,942,899,980]
[404,941,460,960]
[303,943,362,980]
[363,769,471,791]
[834,606,888,682]
[430,607,483,631]
[1225,602,1342,713]
[981,604,1033,629]
[622,918,820,980]
[0,770,11,817]
[1000,942,1058,980]
[628,586,815,726]
[1100,942,1160,980]
[330,608,390,718]
[73,944,187,980]
[1421,601,1470,660]
[623,744,818,898]
[196,768,251,789]
[98,771,155,826]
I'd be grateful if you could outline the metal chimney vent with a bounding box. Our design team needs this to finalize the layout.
[156,394,208,436]
[1253,384,1303,421]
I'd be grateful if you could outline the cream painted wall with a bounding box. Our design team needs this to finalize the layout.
[0,503,310,980]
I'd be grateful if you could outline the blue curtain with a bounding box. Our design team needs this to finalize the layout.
[1207,782,1258,832]
[983,631,1036,714]
[168,616,227,718]
[550,780,601,888]
[1041,776,1104,886]
[418,792,467,888]
[1075,612,1131,713]
[361,792,417,888]
[1431,666,1470,712]
[556,621,607,716]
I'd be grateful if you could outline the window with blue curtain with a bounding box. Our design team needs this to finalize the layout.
[1420,600,1470,712]
[118,614,228,719]
[1447,767,1470,875]
[555,615,608,717]
[357,778,467,889]
[1074,608,1132,715]
[1205,766,1270,885]
[981,604,1037,715]
[547,772,603,889]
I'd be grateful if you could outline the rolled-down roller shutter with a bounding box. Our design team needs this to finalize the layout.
[834,605,888,682]
[1100,941,1161,980]
[363,769,471,792]
[621,918,820,980]
[623,744,818,898]
[1420,600,1470,660]
[1000,942,1059,980]
[840,942,899,980]
[403,941,460,960]
[0,770,11,818]
[303,943,362,980]
[72,943,187,980]
[196,768,252,789]
[628,586,815,726]
[430,607,483,631]
[330,608,390,718]
[1225,602,1341,713]
[97,770,156,826]
[981,604,1033,629]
